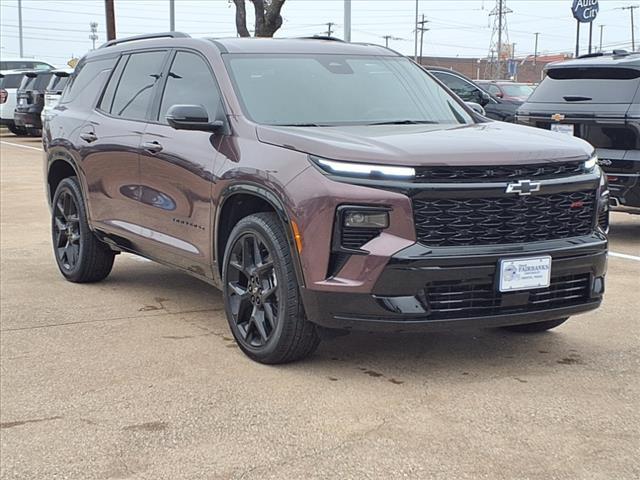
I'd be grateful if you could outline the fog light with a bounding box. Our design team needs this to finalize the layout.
[592,276,605,295]
[343,210,389,228]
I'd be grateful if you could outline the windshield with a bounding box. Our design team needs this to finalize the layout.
[501,84,534,97]
[225,54,473,126]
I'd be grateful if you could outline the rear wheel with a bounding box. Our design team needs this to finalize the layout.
[222,213,319,364]
[51,177,115,283]
[502,318,568,333]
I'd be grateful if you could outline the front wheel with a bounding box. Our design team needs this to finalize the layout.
[502,318,568,333]
[51,177,115,283]
[222,213,319,364]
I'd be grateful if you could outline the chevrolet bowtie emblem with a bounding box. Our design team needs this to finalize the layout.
[506,179,541,196]
[551,113,565,122]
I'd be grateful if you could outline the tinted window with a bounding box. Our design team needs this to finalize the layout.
[98,56,127,113]
[431,71,482,103]
[527,66,640,104]
[46,75,70,93]
[109,51,167,120]
[0,73,25,89]
[487,85,501,96]
[158,52,221,123]
[61,57,116,105]
[226,55,472,126]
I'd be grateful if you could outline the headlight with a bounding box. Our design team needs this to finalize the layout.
[310,155,415,179]
[584,154,598,171]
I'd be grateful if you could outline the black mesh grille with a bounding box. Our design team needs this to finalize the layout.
[413,190,597,247]
[425,274,591,320]
[414,162,584,183]
[341,227,380,250]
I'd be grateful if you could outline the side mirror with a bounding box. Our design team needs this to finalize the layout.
[479,90,491,106]
[466,102,486,116]
[495,91,504,98]
[166,104,224,132]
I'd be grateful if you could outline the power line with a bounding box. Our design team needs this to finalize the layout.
[619,5,640,51]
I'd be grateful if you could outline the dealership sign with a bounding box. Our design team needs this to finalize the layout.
[572,0,599,23]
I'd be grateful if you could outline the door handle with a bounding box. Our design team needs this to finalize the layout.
[80,132,97,143]
[142,141,163,154]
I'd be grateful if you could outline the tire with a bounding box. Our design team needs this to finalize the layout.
[51,176,115,283]
[222,212,320,364]
[7,124,27,136]
[502,318,568,333]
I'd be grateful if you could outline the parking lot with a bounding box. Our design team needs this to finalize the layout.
[0,129,638,479]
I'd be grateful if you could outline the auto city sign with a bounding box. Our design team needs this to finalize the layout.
[572,0,599,23]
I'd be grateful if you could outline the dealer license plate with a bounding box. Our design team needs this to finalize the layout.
[550,123,574,136]
[498,256,552,292]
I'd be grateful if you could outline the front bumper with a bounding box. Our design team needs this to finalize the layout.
[301,235,607,332]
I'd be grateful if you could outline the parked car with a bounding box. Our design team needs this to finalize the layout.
[476,80,535,102]
[42,69,72,125]
[14,70,54,136]
[426,67,521,122]
[44,33,608,364]
[0,70,29,135]
[0,57,54,71]
[517,51,640,214]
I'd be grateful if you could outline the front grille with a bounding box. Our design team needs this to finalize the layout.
[341,227,380,250]
[413,190,597,247]
[413,161,584,183]
[425,274,591,320]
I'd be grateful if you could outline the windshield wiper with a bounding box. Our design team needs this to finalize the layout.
[366,120,438,125]
[274,123,329,127]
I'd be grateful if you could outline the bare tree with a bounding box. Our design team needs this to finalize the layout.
[232,0,286,37]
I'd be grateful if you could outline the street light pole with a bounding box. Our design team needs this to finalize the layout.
[18,0,24,57]
[599,24,605,52]
[533,32,539,65]
[169,0,175,32]
[414,0,419,61]
[343,0,351,42]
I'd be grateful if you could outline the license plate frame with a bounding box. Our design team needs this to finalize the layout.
[498,256,552,293]
[550,123,574,136]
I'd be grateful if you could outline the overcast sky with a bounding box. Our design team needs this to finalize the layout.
[0,0,636,67]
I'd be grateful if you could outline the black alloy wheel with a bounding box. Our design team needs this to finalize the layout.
[53,189,82,271]
[222,212,320,364]
[51,176,115,283]
[226,232,280,348]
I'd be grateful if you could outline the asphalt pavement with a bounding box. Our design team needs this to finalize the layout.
[1,130,639,479]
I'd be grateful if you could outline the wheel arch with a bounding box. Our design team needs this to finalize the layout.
[215,183,305,288]
[46,153,82,205]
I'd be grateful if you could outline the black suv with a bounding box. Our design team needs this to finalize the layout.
[517,52,640,214]
[14,70,53,136]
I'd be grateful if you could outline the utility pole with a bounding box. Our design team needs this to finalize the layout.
[417,14,429,62]
[169,0,175,31]
[485,0,512,79]
[324,22,334,37]
[621,5,639,51]
[599,25,605,52]
[414,0,419,61]
[17,0,23,57]
[343,0,351,42]
[89,22,99,50]
[533,32,540,65]
[382,35,402,48]
[105,0,116,41]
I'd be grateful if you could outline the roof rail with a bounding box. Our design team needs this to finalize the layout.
[297,35,345,42]
[612,49,630,56]
[577,52,604,59]
[99,31,190,49]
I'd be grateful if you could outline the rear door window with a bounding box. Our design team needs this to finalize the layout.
[431,71,481,103]
[527,66,640,104]
[156,51,221,123]
[107,51,167,121]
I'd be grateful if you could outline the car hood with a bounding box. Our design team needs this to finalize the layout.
[256,121,593,166]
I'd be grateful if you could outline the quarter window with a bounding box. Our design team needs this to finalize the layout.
[157,52,221,123]
[108,51,167,120]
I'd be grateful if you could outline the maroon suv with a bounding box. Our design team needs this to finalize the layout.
[44,33,609,363]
